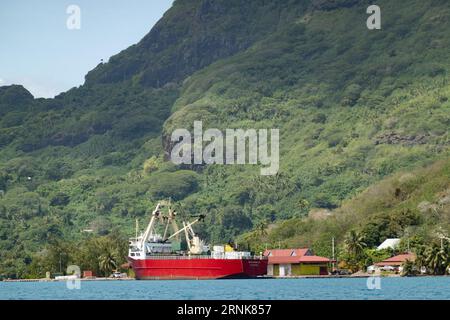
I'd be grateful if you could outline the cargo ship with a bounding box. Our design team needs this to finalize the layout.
[127,201,267,280]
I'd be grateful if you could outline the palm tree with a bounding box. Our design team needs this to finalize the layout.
[345,230,367,258]
[425,243,448,275]
[414,245,427,271]
[99,249,119,277]
[344,230,367,272]
[401,259,416,277]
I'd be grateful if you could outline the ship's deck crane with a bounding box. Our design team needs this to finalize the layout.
[140,203,161,249]
[138,201,205,253]
[139,201,180,249]
[166,214,206,254]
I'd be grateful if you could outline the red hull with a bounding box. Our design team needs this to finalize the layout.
[128,257,268,280]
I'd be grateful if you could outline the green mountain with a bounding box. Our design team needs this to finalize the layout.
[1,0,449,277]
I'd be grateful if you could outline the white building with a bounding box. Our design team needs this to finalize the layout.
[377,238,400,250]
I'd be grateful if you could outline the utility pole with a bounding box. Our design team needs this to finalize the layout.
[405,229,410,253]
[332,237,335,260]
[332,237,336,271]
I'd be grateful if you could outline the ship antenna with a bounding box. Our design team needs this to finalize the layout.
[135,218,139,239]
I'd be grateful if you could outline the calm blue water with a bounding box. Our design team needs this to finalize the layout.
[0,277,449,300]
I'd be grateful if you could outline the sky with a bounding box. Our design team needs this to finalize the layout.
[0,0,174,98]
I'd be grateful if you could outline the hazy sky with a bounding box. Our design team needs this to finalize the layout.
[0,0,173,98]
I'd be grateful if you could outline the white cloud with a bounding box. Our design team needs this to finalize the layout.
[0,78,4,85]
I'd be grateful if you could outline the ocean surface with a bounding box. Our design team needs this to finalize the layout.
[0,277,449,300]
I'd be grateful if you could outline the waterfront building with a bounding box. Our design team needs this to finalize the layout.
[373,253,416,273]
[263,248,331,276]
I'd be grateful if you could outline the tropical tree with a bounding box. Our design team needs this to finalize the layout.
[297,199,310,211]
[425,243,448,275]
[99,248,119,277]
[401,259,416,277]
[414,245,427,272]
[255,221,268,238]
[343,230,367,272]
[345,230,367,258]
[91,233,127,277]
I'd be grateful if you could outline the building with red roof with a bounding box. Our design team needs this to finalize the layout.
[263,248,332,276]
[374,253,416,267]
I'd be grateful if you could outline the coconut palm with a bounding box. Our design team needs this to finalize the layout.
[99,248,119,276]
[425,243,448,275]
[414,245,427,270]
[401,259,416,277]
[345,230,367,258]
[344,230,367,272]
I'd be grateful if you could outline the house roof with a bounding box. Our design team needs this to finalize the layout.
[298,255,331,263]
[268,256,303,264]
[374,253,416,266]
[377,238,401,250]
[263,248,310,257]
[263,248,331,265]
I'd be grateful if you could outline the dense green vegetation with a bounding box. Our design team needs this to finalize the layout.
[1,0,449,277]
[165,0,450,246]
[13,232,129,279]
[239,159,450,274]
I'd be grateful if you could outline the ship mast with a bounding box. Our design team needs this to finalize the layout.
[135,219,139,240]
[135,201,206,254]
[163,205,180,240]
[140,203,161,249]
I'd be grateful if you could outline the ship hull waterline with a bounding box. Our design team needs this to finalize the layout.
[128,257,268,280]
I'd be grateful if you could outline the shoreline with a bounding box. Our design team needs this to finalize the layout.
[2,277,135,282]
[4,274,447,282]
